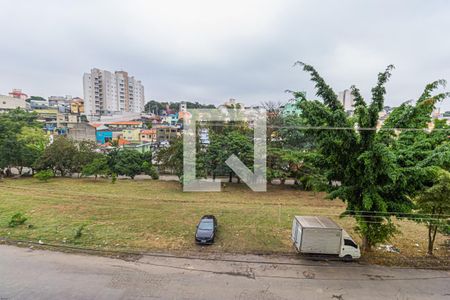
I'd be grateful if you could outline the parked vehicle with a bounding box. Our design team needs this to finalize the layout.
[195,215,217,245]
[291,216,361,261]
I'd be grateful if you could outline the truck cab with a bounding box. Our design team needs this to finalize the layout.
[339,230,361,260]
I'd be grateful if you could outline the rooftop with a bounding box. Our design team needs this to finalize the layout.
[294,216,341,230]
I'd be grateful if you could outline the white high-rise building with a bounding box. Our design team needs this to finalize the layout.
[83,68,145,117]
[338,89,355,112]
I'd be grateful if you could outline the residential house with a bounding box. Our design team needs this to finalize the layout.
[156,125,180,144]
[123,143,152,153]
[28,98,49,110]
[122,128,141,142]
[48,95,72,107]
[70,98,84,114]
[0,94,26,112]
[67,123,96,142]
[140,129,157,143]
[112,130,123,141]
[106,121,143,129]
[281,98,302,117]
[35,109,59,131]
[161,114,178,126]
[95,125,113,144]
[218,98,244,110]
[8,89,28,100]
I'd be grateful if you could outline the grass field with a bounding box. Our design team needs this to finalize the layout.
[0,178,448,267]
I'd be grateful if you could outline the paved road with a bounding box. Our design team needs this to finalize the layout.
[0,245,449,300]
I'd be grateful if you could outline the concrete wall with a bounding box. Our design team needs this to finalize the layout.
[0,95,26,112]
[67,123,96,142]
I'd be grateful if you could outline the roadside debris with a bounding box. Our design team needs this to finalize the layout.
[302,270,315,279]
[378,244,400,253]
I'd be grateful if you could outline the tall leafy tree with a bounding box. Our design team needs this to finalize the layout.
[295,62,408,250]
[296,63,450,251]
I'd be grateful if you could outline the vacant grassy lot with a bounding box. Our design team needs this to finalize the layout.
[0,178,448,266]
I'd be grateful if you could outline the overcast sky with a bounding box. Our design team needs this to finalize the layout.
[1,0,449,110]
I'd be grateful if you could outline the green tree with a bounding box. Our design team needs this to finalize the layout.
[296,62,450,251]
[144,100,215,114]
[82,156,110,179]
[413,168,450,255]
[0,109,40,176]
[35,136,78,176]
[111,150,143,179]
[155,137,184,178]
[144,100,166,114]
[73,140,100,176]
[204,130,253,183]
[17,127,48,174]
[295,62,407,251]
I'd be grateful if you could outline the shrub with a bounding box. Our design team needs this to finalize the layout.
[34,170,53,182]
[142,161,159,180]
[8,213,27,227]
[74,224,86,239]
[149,166,159,180]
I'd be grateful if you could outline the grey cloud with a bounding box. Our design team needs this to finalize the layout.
[0,0,449,110]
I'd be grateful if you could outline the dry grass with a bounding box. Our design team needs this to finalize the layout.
[0,178,448,267]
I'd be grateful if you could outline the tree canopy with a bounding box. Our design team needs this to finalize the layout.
[294,62,449,250]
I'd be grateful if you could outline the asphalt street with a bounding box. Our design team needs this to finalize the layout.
[0,245,449,299]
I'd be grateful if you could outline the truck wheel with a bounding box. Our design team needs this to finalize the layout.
[343,255,353,262]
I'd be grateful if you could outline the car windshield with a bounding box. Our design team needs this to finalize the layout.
[198,221,214,230]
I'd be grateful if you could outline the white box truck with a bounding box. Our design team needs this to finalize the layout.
[291,216,361,261]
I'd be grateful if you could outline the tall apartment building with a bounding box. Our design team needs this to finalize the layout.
[337,89,355,112]
[83,68,145,117]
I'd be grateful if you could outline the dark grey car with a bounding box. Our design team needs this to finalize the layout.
[195,215,217,245]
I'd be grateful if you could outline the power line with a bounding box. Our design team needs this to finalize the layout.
[195,123,450,132]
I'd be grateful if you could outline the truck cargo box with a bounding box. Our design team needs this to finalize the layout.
[292,216,342,255]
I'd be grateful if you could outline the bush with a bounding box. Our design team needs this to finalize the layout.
[8,213,27,227]
[149,166,159,180]
[111,173,117,184]
[74,224,86,239]
[34,170,53,182]
[142,161,159,180]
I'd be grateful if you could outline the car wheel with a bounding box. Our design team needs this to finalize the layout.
[343,255,353,262]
